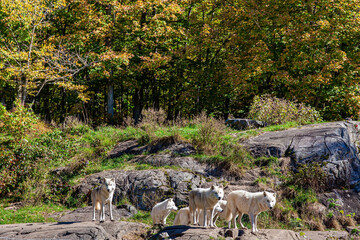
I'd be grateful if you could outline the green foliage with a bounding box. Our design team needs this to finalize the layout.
[284,185,318,209]
[0,204,71,224]
[127,210,152,225]
[287,162,327,193]
[0,100,38,144]
[248,95,322,125]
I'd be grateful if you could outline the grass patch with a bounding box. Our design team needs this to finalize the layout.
[0,204,72,224]
[127,210,152,225]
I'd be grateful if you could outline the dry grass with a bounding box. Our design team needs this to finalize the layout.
[191,111,227,155]
[140,108,167,127]
[326,217,342,230]
[337,215,356,228]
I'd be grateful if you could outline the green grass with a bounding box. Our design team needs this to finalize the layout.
[127,210,177,226]
[127,210,152,225]
[0,204,72,224]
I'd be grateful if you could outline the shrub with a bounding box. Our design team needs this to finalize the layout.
[191,112,226,154]
[62,116,92,135]
[287,162,327,193]
[192,121,222,154]
[140,108,167,127]
[0,100,39,144]
[248,94,322,125]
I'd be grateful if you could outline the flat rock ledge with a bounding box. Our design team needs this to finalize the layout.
[150,226,350,240]
[0,221,149,240]
[0,223,352,240]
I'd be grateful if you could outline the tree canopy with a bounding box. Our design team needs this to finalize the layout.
[1,0,360,124]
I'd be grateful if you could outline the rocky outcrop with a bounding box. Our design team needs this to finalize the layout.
[226,118,268,130]
[0,221,149,240]
[49,206,136,223]
[244,121,360,190]
[149,226,349,240]
[74,169,221,211]
[107,139,196,159]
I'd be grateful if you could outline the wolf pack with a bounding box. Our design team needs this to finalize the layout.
[91,177,277,233]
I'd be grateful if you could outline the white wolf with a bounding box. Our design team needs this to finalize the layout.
[151,198,178,225]
[212,200,227,227]
[189,185,224,227]
[225,190,276,232]
[173,203,223,226]
[91,177,116,222]
[198,201,224,226]
[173,207,191,225]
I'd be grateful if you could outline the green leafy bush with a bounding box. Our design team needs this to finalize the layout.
[248,94,322,125]
[0,100,38,144]
[287,162,327,193]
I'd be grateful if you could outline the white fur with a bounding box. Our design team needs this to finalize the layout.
[173,207,191,225]
[212,200,227,227]
[198,201,224,226]
[151,198,178,225]
[91,177,116,222]
[225,190,276,232]
[189,185,224,227]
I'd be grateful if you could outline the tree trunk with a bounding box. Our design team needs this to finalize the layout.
[107,79,114,124]
[60,89,66,123]
[133,85,143,125]
[17,76,27,106]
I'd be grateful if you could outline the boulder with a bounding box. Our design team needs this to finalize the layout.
[149,226,349,240]
[226,118,268,130]
[0,221,149,240]
[107,140,147,158]
[107,139,196,159]
[49,206,135,223]
[73,169,220,211]
[243,121,360,190]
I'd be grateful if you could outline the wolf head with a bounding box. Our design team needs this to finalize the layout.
[103,177,116,193]
[214,202,224,213]
[210,185,224,201]
[166,198,178,211]
[263,191,276,210]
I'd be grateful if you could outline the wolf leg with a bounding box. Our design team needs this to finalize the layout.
[100,201,105,222]
[231,208,238,229]
[109,200,114,221]
[209,208,215,227]
[92,194,96,221]
[238,212,247,229]
[254,213,259,232]
[249,212,256,233]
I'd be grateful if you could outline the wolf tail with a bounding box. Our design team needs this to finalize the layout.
[95,201,101,210]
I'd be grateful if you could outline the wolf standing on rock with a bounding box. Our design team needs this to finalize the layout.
[151,198,178,225]
[225,190,276,232]
[189,185,224,227]
[91,177,116,222]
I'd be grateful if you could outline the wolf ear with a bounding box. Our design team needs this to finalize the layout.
[111,178,116,182]
[211,185,215,190]
[273,192,277,198]
[263,191,267,197]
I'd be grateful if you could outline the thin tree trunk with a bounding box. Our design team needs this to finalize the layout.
[60,89,66,123]
[107,78,114,124]
[133,84,143,125]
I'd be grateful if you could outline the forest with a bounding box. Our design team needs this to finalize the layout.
[1,0,360,125]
